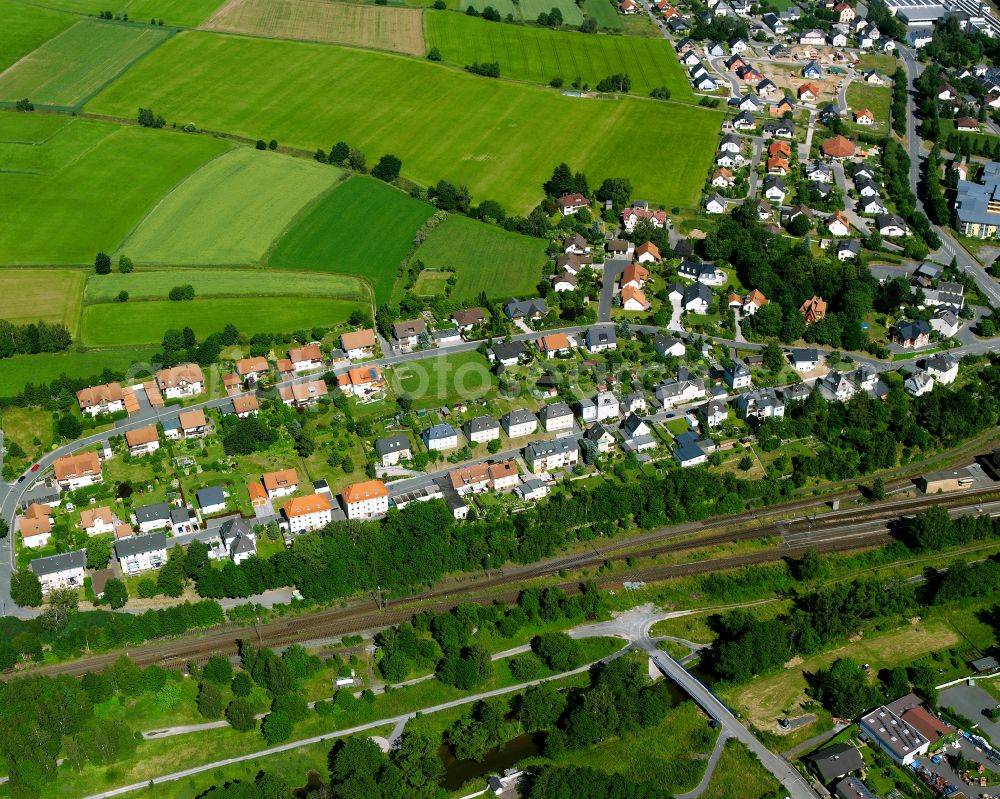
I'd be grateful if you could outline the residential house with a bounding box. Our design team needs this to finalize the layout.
[758,78,780,97]
[229,395,260,418]
[622,206,668,231]
[724,359,753,389]
[743,289,768,315]
[876,213,907,237]
[80,506,115,537]
[854,107,875,125]
[585,423,617,454]
[537,332,572,359]
[800,295,827,324]
[669,282,713,314]
[859,197,888,215]
[763,175,787,203]
[892,319,931,348]
[620,392,647,415]
[336,366,385,398]
[179,408,208,438]
[135,502,171,534]
[489,340,527,367]
[931,308,960,338]
[859,707,929,765]
[797,82,820,102]
[904,369,935,396]
[525,438,579,473]
[30,550,86,594]
[767,156,790,175]
[822,135,856,159]
[156,363,204,399]
[562,234,591,256]
[465,415,501,444]
[488,460,520,492]
[340,480,389,520]
[374,434,412,467]
[725,54,746,71]
[449,463,490,496]
[799,29,826,45]
[619,413,658,452]
[197,485,228,516]
[504,298,548,323]
[737,94,763,113]
[719,133,743,154]
[733,111,756,131]
[653,333,686,358]
[789,348,823,372]
[557,193,590,215]
[557,253,594,275]
[829,29,848,46]
[805,161,833,184]
[827,211,851,237]
[763,119,795,138]
[711,168,736,188]
[580,391,620,424]
[693,72,718,91]
[423,423,459,451]
[54,451,102,490]
[701,399,729,428]
[538,402,574,432]
[679,260,725,285]
[280,379,329,408]
[585,325,617,353]
[705,194,727,214]
[655,376,707,408]
[235,356,269,385]
[116,532,168,575]
[263,468,299,499]
[433,328,461,347]
[452,307,487,330]
[862,70,886,85]
[635,242,662,264]
[551,272,578,293]
[126,425,160,456]
[285,493,336,531]
[773,96,796,117]
[803,60,823,79]
[737,388,785,421]
[171,506,197,535]
[76,382,125,417]
[673,436,708,467]
[503,408,538,438]
[834,778,875,799]
[621,286,651,311]
[808,743,865,784]
[340,330,376,361]
[216,517,257,565]
[681,50,702,68]
[392,319,427,349]
[922,281,964,311]
[19,504,53,549]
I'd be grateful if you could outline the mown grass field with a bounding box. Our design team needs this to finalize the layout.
[269,175,434,304]
[13,0,224,25]
[0,269,85,329]
[0,0,74,73]
[0,346,158,396]
[519,0,583,25]
[466,0,518,15]
[80,296,363,345]
[202,0,425,55]
[84,269,366,302]
[389,350,496,407]
[0,115,113,174]
[119,147,342,265]
[0,19,171,108]
[0,117,228,264]
[580,0,623,28]
[424,12,690,97]
[86,30,722,212]
[413,213,546,300]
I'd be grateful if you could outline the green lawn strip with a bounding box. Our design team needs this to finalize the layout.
[0,0,75,73]
[80,296,364,346]
[0,121,229,265]
[0,346,158,397]
[118,148,342,266]
[269,175,434,305]
[412,212,547,301]
[0,268,85,330]
[855,53,897,74]
[0,19,172,108]
[86,30,722,212]
[700,738,782,799]
[387,350,496,409]
[85,269,366,303]
[424,13,690,99]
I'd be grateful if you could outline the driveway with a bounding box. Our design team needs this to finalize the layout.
[599,257,629,322]
[940,683,1000,739]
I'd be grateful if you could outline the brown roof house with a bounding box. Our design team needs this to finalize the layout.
[340,329,376,360]
[289,343,325,372]
[76,382,125,417]
[822,135,856,159]
[800,295,828,324]
[156,364,204,399]
[54,451,102,490]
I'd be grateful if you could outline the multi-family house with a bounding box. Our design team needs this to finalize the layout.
[126,425,160,456]
[465,416,501,444]
[80,506,116,537]
[116,532,168,575]
[30,550,86,594]
[76,382,125,417]
[54,451,102,490]
[340,480,389,520]
[284,493,335,532]
[525,438,579,473]
[502,408,538,438]
[156,364,204,399]
[423,423,459,451]
[374,434,412,467]
[538,402,574,432]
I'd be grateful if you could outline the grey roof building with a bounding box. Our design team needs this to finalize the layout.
[955,161,1000,235]
[538,401,573,425]
[503,298,548,320]
[525,437,578,461]
[834,777,875,799]
[135,502,171,525]
[115,531,168,559]
[807,743,864,783]
[196,486,226,509]
[503,408,537,430]
[585,325,617,350]
[29,549,86,577]
[374,434,411,459]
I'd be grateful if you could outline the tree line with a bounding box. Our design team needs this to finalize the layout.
[0,320,72,360]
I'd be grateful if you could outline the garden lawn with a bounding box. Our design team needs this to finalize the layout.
[268,175,434,304]
[0,269,85,330]
[0,19,172,108]
[855,53,897,74]
[86,30,722,212]
[0,346,158,397]
[424,13,691,98]
[202,0,425,55]
[845,82,891,131]
[412,213,547,301]
[0,119,228,265]
[0,0,74,73]
[81,297,363,346]
[84,269,366,302]
[412,269,452,295]
[119,147,342,265]
[388,350,496,408]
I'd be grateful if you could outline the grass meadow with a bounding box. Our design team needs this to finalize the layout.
[0,115,113,174]
[424,12,691,97]
[0,19,171,108]
[268,176,435,304]
[13,0,224,25]
[466,0,519,16]
[389,350,496,407]
[119,147,342,265]
[845,82,891,133]
[202,0,426,55]
[0,347,158,396]
[413,213,547,301]
[0,0,74,73]
[0,117,228,264]
[0,269,85,330]
[80,296,363,346]
[580,0,623,29]
[518,0,584,24]
[86,30,722,211]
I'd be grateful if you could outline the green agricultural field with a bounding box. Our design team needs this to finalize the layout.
[0,0,74,73]
[119,147,342,265]
[389,350,496,408]
[413,213,546,300]
[84,269,366,302]
[0,346,158,397]
[81,296,363,346]
[0,269,85,330]
[0,115,115,174]
[10,0,224,25]
[269,175,435,304]
[580,0,624,29]
[87,30,722,212]
[425,13,690,97]
[0,118,228,264]
[519,0,583,25]
[466,0,519,16]
[0,19,171,108]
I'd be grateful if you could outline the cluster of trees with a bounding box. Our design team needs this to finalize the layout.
[137,107,165,128]
[543,162,590,200]
[220,413,279,455]
[0,319,71,359]
[15,98,33,112]
[891,67,907,137]
[466,61,501,78]
[922,146,950,225]
[315,140,367,172]
[595,73,631,93]
[922,16,1000,69]
[862,0,906,39]
[536,6,563,26]
[881,139,940,255]
[168,284,195,301]
[690,14,747,44]
[325,732,446,799]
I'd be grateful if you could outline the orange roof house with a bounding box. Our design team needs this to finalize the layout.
[263,468,299,494]
[537,333,571,356]
[621,285,651,310]
[822,135,856,159]
[339,329,376,353]
[853,108,875,124]
[800,295,828,324]
[284,493,333,518]
[235,356,269,377]
[745,289,768,309]
[289,343,324,365]
[125,425,159,449]
[249,482,268,507]
[76,382,124,412]
[620,263,649,288]
[768,141,791,158]
[767,157,790,174]
[232,395,260,415]
[341,480,389,505]
[798,82,820,100]
[635,242,661,262]
[54,451,101,483]
[179,408,207,431]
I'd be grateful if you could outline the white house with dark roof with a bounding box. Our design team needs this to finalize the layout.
[860,706,929,765]
[116,532,168,575]
[525,438,579,473]
[134,502,172,534]
[538,402,574,432]
[423,423,459,452]
[502,408,538,438]
[465,415,501,444]
[30,550,86,594]
[374,434,412,467]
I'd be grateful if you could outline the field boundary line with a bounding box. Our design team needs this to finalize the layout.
[258,170,350,268]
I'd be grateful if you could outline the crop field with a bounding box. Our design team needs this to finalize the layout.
[202,0,425,55]
[0,118,227,265]
[87,31,722,212]
[0,0,74,73]
[80,296,363,346]
[0,269,85,329]
[425,13,690,97]
[123,0,227,26]
[0,115,116,174]
[413,213,546,300]
[518,0,583,25]
[0,346,158,397]
[268,176,434,304]
[0,20,171,108]
[119,148,342,265]
[84,269,366,302]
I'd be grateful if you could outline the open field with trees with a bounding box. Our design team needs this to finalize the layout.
[0,19,171,108]
[518,0,584,25]
[424,12,691,98]
[0,118,228,265]
[202,0,426,55]
[845,82,892,133]
[80,296,363,346]
[413,212,547,300]
[119,147,342,265]
[0,270,84,329]
[0,0,74,73]
[0,346,157,397]
[9,0,224,25]
[86,31,722,211]
[269,175,434,304]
